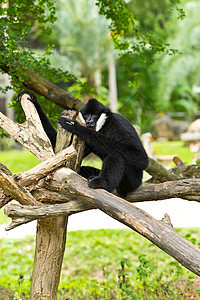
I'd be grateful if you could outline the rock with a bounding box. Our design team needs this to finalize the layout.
[187,119,200,133]
[153,115,188,141]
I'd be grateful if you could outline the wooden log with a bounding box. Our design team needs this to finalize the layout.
[146,157,177,182]
[0,170,40,206]
[126,179,200,202]
[15,145,77,188]
[5,177,200,229]
[57,169,200,276]
[170,164,200,179]
[146,157,200,183]
[0,163,12,208]
[0,146,76,208]
[4,201,94,230]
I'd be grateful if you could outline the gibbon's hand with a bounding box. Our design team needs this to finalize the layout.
[58,117,77,133]
[16,91,39,106]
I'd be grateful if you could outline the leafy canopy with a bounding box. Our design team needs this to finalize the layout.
[0,0,77,94]
[0,0,184,92]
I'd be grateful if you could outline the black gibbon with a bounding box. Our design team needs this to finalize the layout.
[17,91,148,197]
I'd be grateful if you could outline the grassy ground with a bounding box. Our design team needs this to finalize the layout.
[0,228,199,299]
[0,148,40,174]
[154,140,194,165]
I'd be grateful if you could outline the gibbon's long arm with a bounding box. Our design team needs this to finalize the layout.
[58,117,121,155]
[17,91,57,148]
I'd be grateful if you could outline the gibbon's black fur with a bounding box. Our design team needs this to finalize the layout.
[17,91,149,197]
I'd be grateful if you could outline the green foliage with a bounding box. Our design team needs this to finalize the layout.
[154,0,200,115]
[96,0,182,82]
[0,237,34,296]
[51,0,113,74]
[0,0,81,98]
[196,159,200,165]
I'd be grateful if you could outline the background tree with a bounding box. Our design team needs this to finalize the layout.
[155,0,200,118]
[0,0,183,129]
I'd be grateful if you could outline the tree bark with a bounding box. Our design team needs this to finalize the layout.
[126,179,200,202]
[15,145,76,188]
[0,170,40,206]
[5,177,200,231]
[0,94,54,161]
[145,157,200,183]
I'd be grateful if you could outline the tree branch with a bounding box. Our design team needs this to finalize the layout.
[0,170,40,206]
[0,93,54,161]
[146,157,177,182]
[4,201,94,230]
[126,179,200,202]
[0,65,84,111]
[146,157,200,183]
[14,145,77,188]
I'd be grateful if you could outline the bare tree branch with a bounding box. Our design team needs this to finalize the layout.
[0,93,54,161]
[0,170,40,206]
[15,145,77,188]
[127,179,200,202]
[146,157,200,183]
[146,157,177,182]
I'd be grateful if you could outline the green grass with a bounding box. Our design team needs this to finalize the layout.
[154,140,194,165]
[0,228,199,299]
[0,148,40,224]
[0,148,40,174]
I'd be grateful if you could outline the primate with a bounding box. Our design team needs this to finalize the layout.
[17,91,149,197]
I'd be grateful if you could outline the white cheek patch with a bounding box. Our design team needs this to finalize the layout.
[96,113,107,131]
[78,112,86,125]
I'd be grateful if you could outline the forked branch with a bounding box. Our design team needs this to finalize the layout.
[0,93,54,161]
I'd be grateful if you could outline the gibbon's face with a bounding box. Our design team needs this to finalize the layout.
[79,98,110,131]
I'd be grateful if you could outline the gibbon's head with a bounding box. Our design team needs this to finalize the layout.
[79,98,111,131]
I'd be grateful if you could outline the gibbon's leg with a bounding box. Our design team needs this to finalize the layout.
[116,169,143,198]
[80,166,100,179]
[88,153,125,193]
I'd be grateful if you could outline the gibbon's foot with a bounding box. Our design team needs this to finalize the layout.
[116,187,127,198]
[88,176,111,192]
[16,91,38,106]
